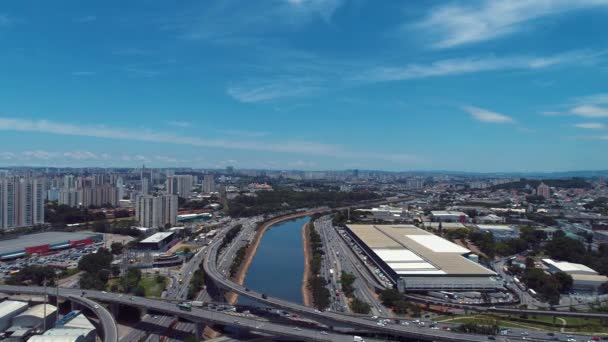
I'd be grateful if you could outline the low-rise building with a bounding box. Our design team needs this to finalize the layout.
[475,224,519,241]
[0,301,28,332]
[430,211,469,223]
[542,259,608,292]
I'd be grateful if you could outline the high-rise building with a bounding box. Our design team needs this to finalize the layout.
[136,194,177,229]
[0,177,45,230]
[166,175,194,198]
[82,185,120,208]
[202,175,216,193]
[59,189,83,207]
[537,182,550,199]
[141,177,149,195]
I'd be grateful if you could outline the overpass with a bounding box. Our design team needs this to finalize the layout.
[67,294,118,342]
[0,285,382,342]
[203,208,608,340]
[203,210,494,342]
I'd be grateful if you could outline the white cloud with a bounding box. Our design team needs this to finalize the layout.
[574,122,606,129]
[0,152,15,160]
[571,105,608,118]
[415,0,608,48]
[356,51,600,82]
[463,106,514,124]
[227,79,318,102]
[0,116,417,164]
[167,120,192,128]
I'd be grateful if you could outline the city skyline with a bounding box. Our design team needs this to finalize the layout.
[1,1,608,172]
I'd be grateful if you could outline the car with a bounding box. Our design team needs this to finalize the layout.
[94,305,99,309]
[567,339,577,342]
[320,331,328,335]
[101,291,107,294]
[129,296,134,301]
[488,337,496,341]
[293,327,302,331]
[233,320,240,325]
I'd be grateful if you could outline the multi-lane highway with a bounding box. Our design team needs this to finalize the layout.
[0,285,384,342]
[203,214,502,342]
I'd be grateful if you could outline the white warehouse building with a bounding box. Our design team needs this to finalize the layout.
[542,259,608,293]
[0,301,28,332]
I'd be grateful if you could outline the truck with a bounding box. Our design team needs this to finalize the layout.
[190,301,204,307]
[353,336,364,342]
[177,303,192,311]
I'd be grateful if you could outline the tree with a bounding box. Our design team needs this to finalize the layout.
[79,272,106,290]
[6,265,57,286]
[340,272,356,297]
[121,267,142,293]
[350,297,371,314]
[599,281,608,295]
[78,248,113,273]
[379,288,401,307]
[111,265,121,277]
[111,242,124,255]
[553,271,573,293]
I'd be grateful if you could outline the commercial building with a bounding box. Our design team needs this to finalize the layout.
[0,177,45,230]
[36,310,97,342]
[166,175,194,198]
[430,211,468,223]
[0,301,28,332]
[81,185,120,207]
[135,194,177,229]
[202,175,216,193]
[542,259,608,292]
[475,224,519,241]
[137,231,176,250]
[345,224,500,291]
[0,232,102,260]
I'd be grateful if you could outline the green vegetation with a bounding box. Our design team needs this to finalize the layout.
[509,259,573,305]
[110,242,124,255]
[187,259,206,299]
[138,275,167,297]
[78,247,113,290]
[349,296,371,314]
[457,320,499,335]
[306,222,331,311]
[45,202,106,225]
[92,219,142,237]
[230,244,249,277]
[340,271,356,297]
[6,265,57,286]
[227,189,381,217]
[379,288,420,316]
[219,224,243,252]
[437,314,608,333]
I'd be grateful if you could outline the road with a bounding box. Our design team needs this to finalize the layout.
[0,285,385,342]
[203,212,501,342]
[67,294,118,342]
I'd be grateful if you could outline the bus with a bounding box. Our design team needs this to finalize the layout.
[177,303,192,311]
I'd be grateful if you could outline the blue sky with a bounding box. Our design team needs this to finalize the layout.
[1,0,608,172]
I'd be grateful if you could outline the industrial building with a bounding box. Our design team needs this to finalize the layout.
[430,211,469,223]
[0,301,28,332]
[0,232,102,260]
[345,224,501,291]
[10,304,56,331]
[542,259,608,292]
[475,224,519,241]
[137,232,176,250]
[29,310,97,342]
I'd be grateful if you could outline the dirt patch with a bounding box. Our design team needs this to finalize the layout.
[225,212,312,304]
[301,222,313,307]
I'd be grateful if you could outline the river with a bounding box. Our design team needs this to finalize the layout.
[239,216,310,305]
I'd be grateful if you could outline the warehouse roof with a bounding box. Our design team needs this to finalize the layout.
[140,232,174,244]
[570,274,608,282]
[347,224,496,276]
[0,300,28,318]
[542,259,598,275]
[0,232,99,255]
[15,304,57,321]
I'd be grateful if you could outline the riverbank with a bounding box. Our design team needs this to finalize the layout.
[226,212,311,304]
[301,222,313,307]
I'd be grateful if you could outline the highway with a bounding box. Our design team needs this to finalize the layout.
[203,212,499,342]
[67,293,118,342]
[0,285,383,342]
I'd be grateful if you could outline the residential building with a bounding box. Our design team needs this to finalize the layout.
[136,194,177,229]
[0,177,45,230]
[202,175,215,193]
[166,175,194,198]
[537,182,550,199]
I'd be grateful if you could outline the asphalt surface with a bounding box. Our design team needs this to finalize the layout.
[0,285,384,342]
[203,213,499,342]
[67,293,119,342]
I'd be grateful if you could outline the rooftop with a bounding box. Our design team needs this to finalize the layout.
[0,300,28,318]
[347,224,495,276]
[0,232,98,255]
[140,232,175,244]
[542,259,598,275]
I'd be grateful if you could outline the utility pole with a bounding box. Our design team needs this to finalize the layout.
[43,278,47,332]
[55,285,60,324]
